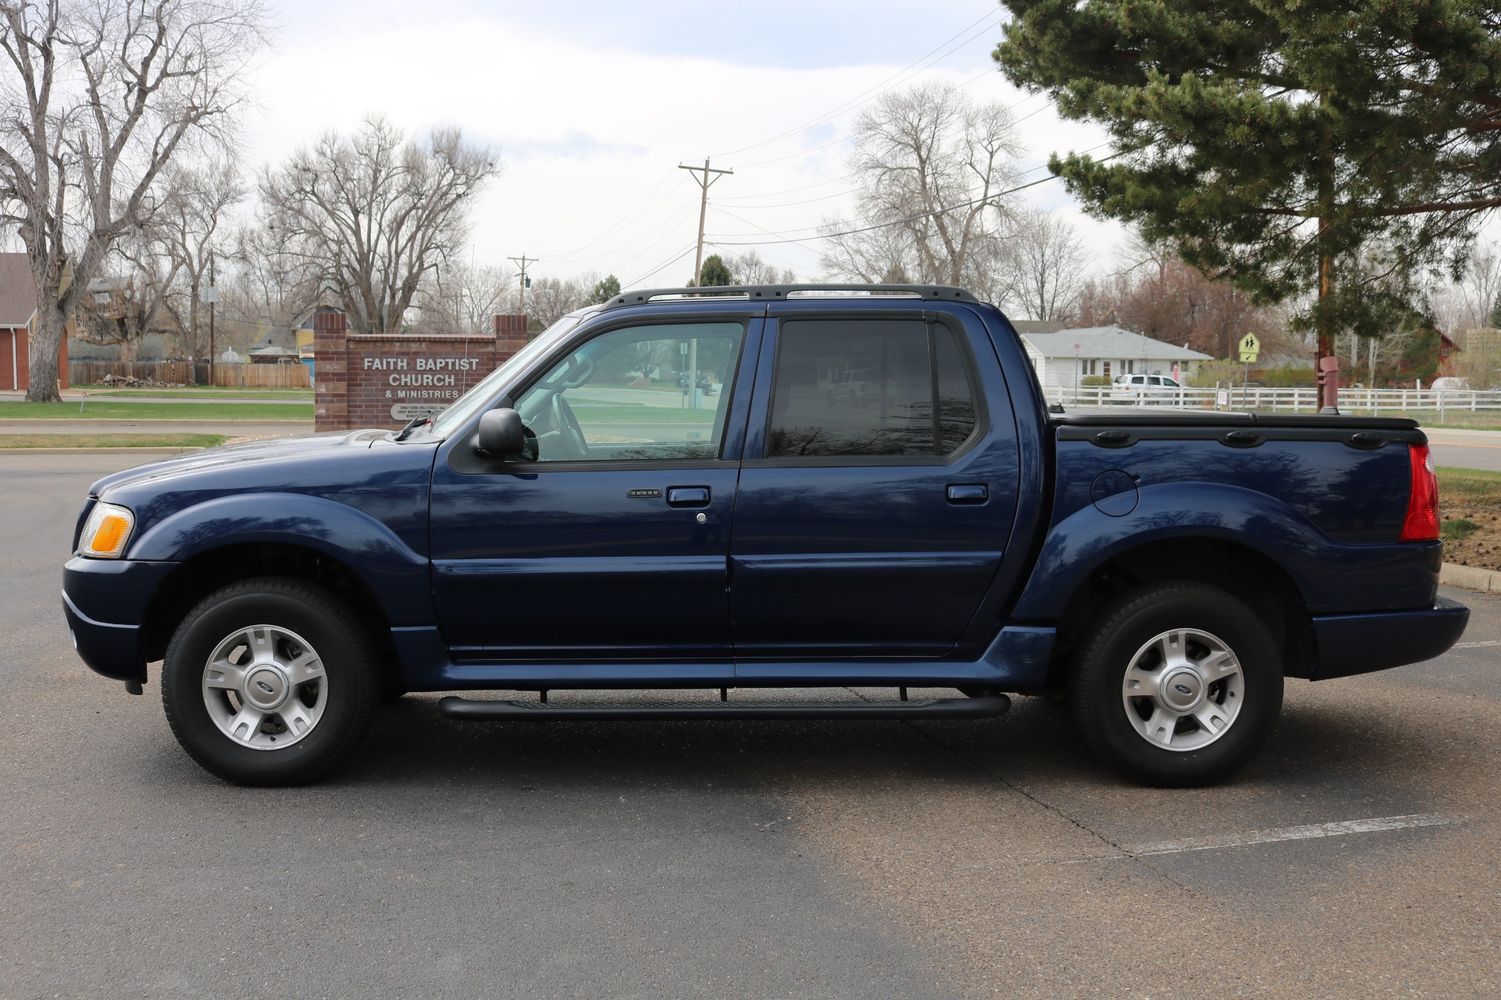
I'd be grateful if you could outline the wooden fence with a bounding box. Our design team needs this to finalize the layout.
[69,360,310,389]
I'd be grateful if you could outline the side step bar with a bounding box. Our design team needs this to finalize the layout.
[437,694,1009,722]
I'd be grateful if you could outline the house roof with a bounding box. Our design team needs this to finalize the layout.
[1020,325,1212,362]
[0,253,38,328]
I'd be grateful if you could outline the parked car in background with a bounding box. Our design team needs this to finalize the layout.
[1111,372,1184,403]
[1430,377,1470,392]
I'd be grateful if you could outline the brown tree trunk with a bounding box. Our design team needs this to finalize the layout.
[25,296,64,403]
[1317,244,1334,409]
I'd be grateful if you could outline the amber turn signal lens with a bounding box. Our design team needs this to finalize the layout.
[79,502,135,558]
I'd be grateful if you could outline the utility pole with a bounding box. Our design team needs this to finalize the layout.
[205,254,217,387]
[508,254,535,319]
[678,158,733,286]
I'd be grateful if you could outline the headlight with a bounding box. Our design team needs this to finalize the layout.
[78,502,135,559]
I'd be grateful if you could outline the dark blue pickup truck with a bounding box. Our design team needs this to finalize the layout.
[62,285,1469,787]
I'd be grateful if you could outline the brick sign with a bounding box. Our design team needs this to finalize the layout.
[313,308,528,432]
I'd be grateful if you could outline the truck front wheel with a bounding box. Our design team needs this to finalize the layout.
[1071,582,1283,787]
[161,577,379,786]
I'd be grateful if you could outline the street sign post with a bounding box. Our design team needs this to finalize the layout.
[1238,333,1261,408]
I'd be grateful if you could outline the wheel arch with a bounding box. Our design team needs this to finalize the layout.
[1042,536,1316,691]
[141,542,402,694]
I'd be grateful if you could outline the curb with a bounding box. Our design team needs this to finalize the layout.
[1440,562,1501,594]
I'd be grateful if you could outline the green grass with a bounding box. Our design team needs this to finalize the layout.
[0,400,311,421]
[1436,466,1501,500]
[1442,517,1481,542]
[0,433,228,449]
[86,387,312,400]
[1352,410,1501,431]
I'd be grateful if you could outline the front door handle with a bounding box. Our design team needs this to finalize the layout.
[946,483,988,505]
[666,486,711,508]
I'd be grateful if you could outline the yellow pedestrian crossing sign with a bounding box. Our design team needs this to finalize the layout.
[1238,333,1261,363]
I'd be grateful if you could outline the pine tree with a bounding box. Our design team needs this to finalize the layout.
[698,255,733,287]
[587,274,621,305]
[996,1,1501,406]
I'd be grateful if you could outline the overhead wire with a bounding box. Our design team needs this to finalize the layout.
[704,145,1121,248]
[712,7,1002,160]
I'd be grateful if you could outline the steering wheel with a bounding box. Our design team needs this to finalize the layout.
[550,392,589,459]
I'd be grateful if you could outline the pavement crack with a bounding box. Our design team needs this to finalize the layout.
[899,716,1199,894]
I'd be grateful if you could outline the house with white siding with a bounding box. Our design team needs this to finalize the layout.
[1013,321,1211,392]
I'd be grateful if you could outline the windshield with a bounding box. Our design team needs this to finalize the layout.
[426,309,595,438]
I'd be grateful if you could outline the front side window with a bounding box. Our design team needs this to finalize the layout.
[766,318,977,459]
[514,322,744,462]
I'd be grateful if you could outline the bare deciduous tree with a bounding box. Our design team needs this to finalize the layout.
[526,275,591,330]
[417,259,514,336]
[1004,209,1091,321]
[75,240,182,361]
[819,82,1020,300]
[156,159,243,356]
[225,221,321,349]
[0,0,266,400]
[726,250,796,285]
[259,117,499,334]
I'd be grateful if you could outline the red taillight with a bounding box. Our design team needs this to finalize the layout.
[1400,444,1440,542]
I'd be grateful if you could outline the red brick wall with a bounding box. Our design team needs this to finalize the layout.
[313,310,528,432]
[0,325,66,391]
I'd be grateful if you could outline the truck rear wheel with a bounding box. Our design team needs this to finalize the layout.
[1071,582,1282,786]
[161,577,379,786]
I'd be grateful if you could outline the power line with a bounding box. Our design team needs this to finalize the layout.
[705,149,1120,248]
[713,8,1001,160]
[541,169,678,263]
[625,242,699,288]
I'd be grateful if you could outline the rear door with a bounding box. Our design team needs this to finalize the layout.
[728,303,1021,659]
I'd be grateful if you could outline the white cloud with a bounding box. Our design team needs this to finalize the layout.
[237,6,1128,296]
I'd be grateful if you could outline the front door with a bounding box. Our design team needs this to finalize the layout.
[728,306,1020,660]
[430,316,759,662]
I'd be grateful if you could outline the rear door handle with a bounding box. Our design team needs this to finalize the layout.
[666,486,711,508]
[946,484,988,505]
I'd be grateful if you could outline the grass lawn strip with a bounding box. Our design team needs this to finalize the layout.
[86,388,312,400]
[0,433,229,449]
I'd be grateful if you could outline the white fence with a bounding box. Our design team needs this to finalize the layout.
[1047,385,1501,414]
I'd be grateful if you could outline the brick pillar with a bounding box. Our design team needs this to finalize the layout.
[494,314,529,364]
[313,307,348,432]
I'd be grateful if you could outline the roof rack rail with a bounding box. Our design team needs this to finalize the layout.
[600,283,978,310]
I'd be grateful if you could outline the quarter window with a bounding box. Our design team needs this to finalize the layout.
[766,319,978,459]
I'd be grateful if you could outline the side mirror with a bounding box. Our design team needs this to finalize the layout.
[476,407,526,457]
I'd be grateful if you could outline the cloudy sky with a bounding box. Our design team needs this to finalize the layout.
[247,0,1124,292]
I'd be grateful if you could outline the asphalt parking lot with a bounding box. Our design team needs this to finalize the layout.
[3,451,1499,999]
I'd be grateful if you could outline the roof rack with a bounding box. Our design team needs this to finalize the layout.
[600,283,979,311]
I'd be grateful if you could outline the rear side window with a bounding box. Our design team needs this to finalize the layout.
[766,318,978,459]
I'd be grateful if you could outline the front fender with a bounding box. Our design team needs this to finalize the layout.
[1011,481,1439,620]
[128,492,433,626]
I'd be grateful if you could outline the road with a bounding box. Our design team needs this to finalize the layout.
[0,418,309,438]
[3,452,1499,999]
[1428,428,1501,472]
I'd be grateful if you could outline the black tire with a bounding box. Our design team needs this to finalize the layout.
[1071,582,1283,787]
[162,577,379,786]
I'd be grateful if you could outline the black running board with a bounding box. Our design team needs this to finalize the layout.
[437,694,1009,722]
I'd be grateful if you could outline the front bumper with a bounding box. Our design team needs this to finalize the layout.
[61,557,176,683]
[1307,597,1470,680]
